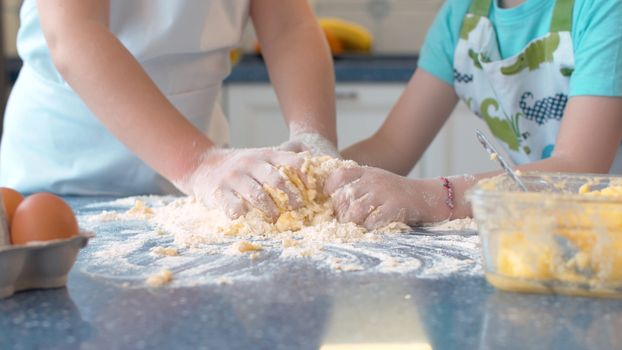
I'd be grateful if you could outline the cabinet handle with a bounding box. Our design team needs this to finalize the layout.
[335,90,359,101]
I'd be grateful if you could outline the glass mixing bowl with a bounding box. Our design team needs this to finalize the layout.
[468,173,622,298]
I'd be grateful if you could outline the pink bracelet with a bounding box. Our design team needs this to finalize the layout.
[439,177,455,219]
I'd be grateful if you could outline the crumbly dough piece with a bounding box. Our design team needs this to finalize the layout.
[127,200,154,218]
[150,246,179,256]
[146,269,173,287]
[229,240,263,254]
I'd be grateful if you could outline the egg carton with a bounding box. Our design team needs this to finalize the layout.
[0,233,92,299]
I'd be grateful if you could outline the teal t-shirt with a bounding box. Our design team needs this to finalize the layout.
[419,0,622,97]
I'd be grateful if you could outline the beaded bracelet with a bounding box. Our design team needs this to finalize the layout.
[439,176,455,219]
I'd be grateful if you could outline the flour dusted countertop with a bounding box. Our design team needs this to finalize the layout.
[1,196,622,350]
[77,195,480,286]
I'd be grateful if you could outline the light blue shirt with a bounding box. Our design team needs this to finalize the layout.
[419,0,622,97]
[0,1,248,195]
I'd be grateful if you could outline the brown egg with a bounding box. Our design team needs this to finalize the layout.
[0,187,24,229]
[10,193,79,245]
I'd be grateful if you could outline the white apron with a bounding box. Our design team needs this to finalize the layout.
[0,0,249,195]
[454,0,622,173]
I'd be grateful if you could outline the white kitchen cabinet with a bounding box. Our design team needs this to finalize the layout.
[443,103,502,177]
[223,83,497,179]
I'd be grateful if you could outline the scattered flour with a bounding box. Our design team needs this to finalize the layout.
[85,210,122,223]
[79,196,482,288]
[425,217,478,231]
[77,156,482,288]
[85,199,156,222]
[328,257,364,272]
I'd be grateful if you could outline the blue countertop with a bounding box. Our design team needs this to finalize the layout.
[226,54,417,84]
[5,55,417,85]
[2,196,622,350]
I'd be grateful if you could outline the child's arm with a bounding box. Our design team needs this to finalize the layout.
[38,0,209,182]
[341,69,459,175]
[251,0,338,150]
[38,0,305,219]
[327,95,622,229]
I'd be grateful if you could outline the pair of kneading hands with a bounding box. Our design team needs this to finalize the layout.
[175,135,430,230]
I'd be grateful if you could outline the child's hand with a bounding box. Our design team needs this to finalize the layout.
[325,167,448,229]
[176,148,306,221]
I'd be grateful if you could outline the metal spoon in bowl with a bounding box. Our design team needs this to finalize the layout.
[475,129,528,192]
[475,130,588,272]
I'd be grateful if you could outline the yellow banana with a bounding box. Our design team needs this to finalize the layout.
[319,18,373,53]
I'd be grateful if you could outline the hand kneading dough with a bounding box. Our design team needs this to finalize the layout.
[151,155,411,248]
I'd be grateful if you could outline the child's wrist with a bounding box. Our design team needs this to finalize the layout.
[289,121,338,148]
[172,141,218,194]
[287,132,339,158]
[408,178,454,223]
[401,178,449,224]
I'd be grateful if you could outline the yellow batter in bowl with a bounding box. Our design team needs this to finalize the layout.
[469,173,622,298]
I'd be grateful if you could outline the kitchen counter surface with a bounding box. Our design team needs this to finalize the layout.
[6,54,417,86]
[2,196,622,350]
[226,54,417,83]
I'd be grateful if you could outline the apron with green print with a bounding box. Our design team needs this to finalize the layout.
[454,0,575,164]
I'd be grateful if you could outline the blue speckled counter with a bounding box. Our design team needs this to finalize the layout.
[2,196,622,350]
[6,55,417,86]
[226,54,417,83]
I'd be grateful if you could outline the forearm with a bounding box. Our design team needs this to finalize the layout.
[422,95,622,222]
[259,18,337,145]
[344,70,458,175]
[44,20,212,182]
[439,152,614,220]
[327,150,614,229]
